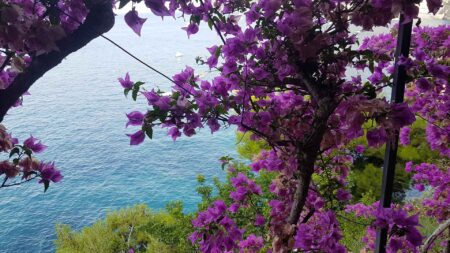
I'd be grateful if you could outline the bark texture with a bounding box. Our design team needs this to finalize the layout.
[0,2,115,122]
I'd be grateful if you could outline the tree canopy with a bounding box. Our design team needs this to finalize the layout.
[0,0,449,252]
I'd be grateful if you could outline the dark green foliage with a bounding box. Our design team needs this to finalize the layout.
[349,119,441,202]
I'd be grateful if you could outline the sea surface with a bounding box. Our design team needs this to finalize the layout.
[0,11,448,253]
[1,15,237,253]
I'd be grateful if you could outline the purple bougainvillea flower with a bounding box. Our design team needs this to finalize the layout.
[38,162,63,183]
[355,144,365,153]
[390,103,416,128]
[415,77,432,91]
[118,73,133,89]
[336,189,352,201]
[168,127,181,141]
[366,128,387,147]
[143,90,160,104]
[127,130,145,145]
[254,214,265,226]
[145,0,171,17]
[126,111,145,127]
[23,135,47,153]
[182,23,199,38]
[124,9,147,36]
[426,0,443,14]
[399,127,411,146]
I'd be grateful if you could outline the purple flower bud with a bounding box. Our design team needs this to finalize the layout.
[426,0,442,14]
[143,90,160,104]
[23,135,47,153]
[118,73,133,89]
[228,203,240,213]
[400,127,411,146]
[336,189,352,201]
[126,130,145,145]
[168,127,181,141]
[124,9,147,36]
[415,77,432,91]
[366,128,387,147]
[145,0,171,17]
[390,103,416,128]
[207,119,220,133]
[38,162,63,183]
[182,23,199,38]
[355,144,365,153]
[126,111,145,127]
[254,214,265,226]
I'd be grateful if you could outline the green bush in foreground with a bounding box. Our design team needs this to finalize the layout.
[55,203,194,253]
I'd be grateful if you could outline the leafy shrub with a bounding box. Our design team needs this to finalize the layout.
[55,203,194,253]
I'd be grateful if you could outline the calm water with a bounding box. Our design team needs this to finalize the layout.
[1,16,237,253]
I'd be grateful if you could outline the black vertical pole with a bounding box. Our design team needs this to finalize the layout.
[375,15,413,253]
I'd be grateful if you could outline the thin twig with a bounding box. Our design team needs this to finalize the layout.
[99,35,176,84]
[0,175,38,188]
[198,0,226,45]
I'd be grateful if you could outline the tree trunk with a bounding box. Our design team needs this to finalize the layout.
[288,167,313,224]
[0,1,115,122]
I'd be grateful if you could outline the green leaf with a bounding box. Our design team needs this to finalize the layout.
[130,82,145,101]
[190,15,201,24]
[9,147,20,158]
[119,0,131,8]
[215,46,222,58]
[172,91,180,101]
[158,111,168,122]
[44,181,50,192]
[132,88,139,101]
[196,174,206,183]
[219,156,233,170]
[134,81,145,87]
[48,7,60,25]
[368,60,374,73]
[208,19,214,30]
[24,148,32,158]
[363,82,376,99]
[143,123,153,139]
[124,88,131,97]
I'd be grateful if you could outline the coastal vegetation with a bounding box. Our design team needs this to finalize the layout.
[0,0,449,252]
[55,120,449,252]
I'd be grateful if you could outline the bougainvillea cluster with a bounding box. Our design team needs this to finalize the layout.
[346,202,423,252]
[0,0,88,88]
[117,0,448,251]
[405,162,450,222]
[0,0,448,252]
[0,124,62,190]
[0,0,90,188]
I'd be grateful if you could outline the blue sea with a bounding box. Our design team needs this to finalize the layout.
[1,15,237,253]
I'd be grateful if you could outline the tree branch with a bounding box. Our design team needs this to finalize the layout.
[421,218,450,253]
[0,1,115,122]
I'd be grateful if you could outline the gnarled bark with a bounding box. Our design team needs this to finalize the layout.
[0,2,115,122]
[272,93,338,253]
[421,218,450,253]
[287,95,337,225]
